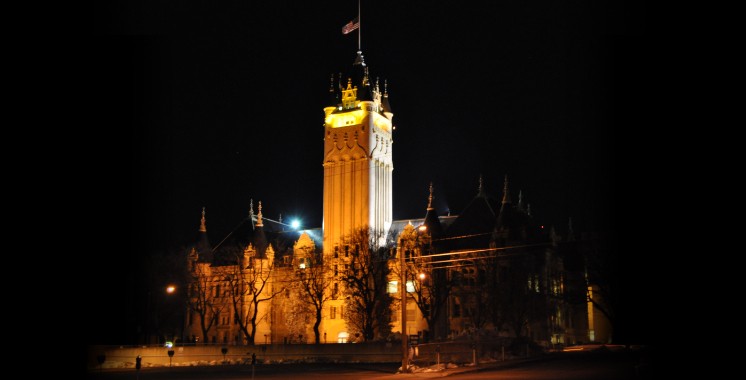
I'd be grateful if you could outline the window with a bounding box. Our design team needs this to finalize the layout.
[387,281,398,293]
[333,283,339,299]
[330,306,337,319]
[334,265,338,276]
[406,280,415,293]
[334,246,339,258]
[285,288,290,298]
[299,258,306,269]
[215,285,221,298]
[344,245,349,257]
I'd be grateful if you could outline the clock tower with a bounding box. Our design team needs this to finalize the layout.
[322,50,394,254]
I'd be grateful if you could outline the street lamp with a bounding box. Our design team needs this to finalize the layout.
[401,242,408,372]
[401,225,427,372]
[147,285,178,345]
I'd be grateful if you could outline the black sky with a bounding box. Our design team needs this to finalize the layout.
[90,1,647,345]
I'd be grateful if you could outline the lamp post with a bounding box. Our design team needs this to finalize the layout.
[146,285,177,345]
[401,242,408,372]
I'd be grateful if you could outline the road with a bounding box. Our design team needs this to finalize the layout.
[87,349,651,379]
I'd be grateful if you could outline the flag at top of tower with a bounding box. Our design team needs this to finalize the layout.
[342,17,359,34]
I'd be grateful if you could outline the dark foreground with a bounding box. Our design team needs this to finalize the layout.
[87,348,652,379]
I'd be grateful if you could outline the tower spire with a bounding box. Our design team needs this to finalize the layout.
[199,207,207,232]
[501,174,511,204]
[477,174,484,196]
[427,182,434,210]
[256,201,263,227]
[518,190,523,210]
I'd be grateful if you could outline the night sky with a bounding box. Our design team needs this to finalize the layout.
[90,1,648,345]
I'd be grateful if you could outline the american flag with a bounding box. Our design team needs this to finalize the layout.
[342,17,359,34]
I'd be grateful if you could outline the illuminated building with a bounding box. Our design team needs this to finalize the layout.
[183,48,601,348]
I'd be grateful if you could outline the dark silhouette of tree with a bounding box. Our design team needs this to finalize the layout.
[186,255,225,344]
[580,233,619,342]
[294,247,332,344]
[397,224,454,342]
[226,245,284,345]
[339,227,393,341]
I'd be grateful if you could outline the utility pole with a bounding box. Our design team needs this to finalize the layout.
[401,247,408,372]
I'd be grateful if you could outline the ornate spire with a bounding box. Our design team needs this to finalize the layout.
[249,198,254,218]
[501,174,511,204]
[384,79,388,96]
[278,213,282,224]
[199,207,207,232]
[527,203,532,216]
[518,190,523,209]
[478,174,484,196]
[256,201,264,227]
[354,50,366,66]
[427,182,434,210]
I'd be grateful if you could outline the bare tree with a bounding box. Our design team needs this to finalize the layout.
[497,252,548,342]
[339,227,393,341]
[227,246,284,345]
[397,225,453,342]
[478,252,508,335]
[581,234,619,342]
[281,284,311,343]
[186,260,225,343]
[294,251,332,344]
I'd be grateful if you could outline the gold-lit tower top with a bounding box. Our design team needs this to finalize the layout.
[256,201,263,227]
[427,182,434,210]
[199,207,207,232]
[502,175,511,204]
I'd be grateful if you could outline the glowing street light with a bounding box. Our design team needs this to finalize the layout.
[290,219,301,229]
[166,285,176,294]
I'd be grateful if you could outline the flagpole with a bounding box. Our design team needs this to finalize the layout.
[357,0,361,51]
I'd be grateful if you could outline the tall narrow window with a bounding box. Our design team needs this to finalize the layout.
[330,306,337,319]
